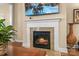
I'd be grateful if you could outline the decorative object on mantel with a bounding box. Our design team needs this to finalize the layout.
[67,23,77,48]
[29,17,32,19]
[73,9,79,24]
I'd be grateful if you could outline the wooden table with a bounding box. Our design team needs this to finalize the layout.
[7,45,46,56]
[6,42,68,56]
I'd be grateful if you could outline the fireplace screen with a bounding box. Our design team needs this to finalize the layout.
[33,31,50,49]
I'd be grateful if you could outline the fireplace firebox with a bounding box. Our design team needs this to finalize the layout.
[30,27,54,50]
[33,31,50,49]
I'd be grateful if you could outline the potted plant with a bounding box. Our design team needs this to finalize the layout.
[0,18,15,55]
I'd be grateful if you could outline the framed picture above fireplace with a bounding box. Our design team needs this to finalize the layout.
[25,3,59,16]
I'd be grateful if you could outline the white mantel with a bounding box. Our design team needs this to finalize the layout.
[23,18,67,52]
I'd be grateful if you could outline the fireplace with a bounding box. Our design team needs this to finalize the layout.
[23,19,62,51]
[33,31,50,49]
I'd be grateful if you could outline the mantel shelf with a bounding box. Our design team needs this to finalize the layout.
[25,18,61,22]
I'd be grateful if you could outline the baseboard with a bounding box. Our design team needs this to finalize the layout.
[15,39,23,42]
[58,48,67,53]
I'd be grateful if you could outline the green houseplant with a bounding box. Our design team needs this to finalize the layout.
[0,18,15,55]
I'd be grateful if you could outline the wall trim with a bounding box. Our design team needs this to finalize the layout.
[15,39,23,42]
[59,48,67,53]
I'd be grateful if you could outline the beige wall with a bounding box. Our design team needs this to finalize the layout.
[67,3,79,42]
[13,3,67,49]
[0,3,10,25]
[13,3,25,41]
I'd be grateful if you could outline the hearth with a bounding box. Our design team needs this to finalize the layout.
[33,31,50,49]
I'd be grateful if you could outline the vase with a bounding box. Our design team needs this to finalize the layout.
[0,43,8,56]
[67,23,77,48]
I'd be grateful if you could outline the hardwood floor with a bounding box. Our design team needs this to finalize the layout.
[11,42,22,47]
